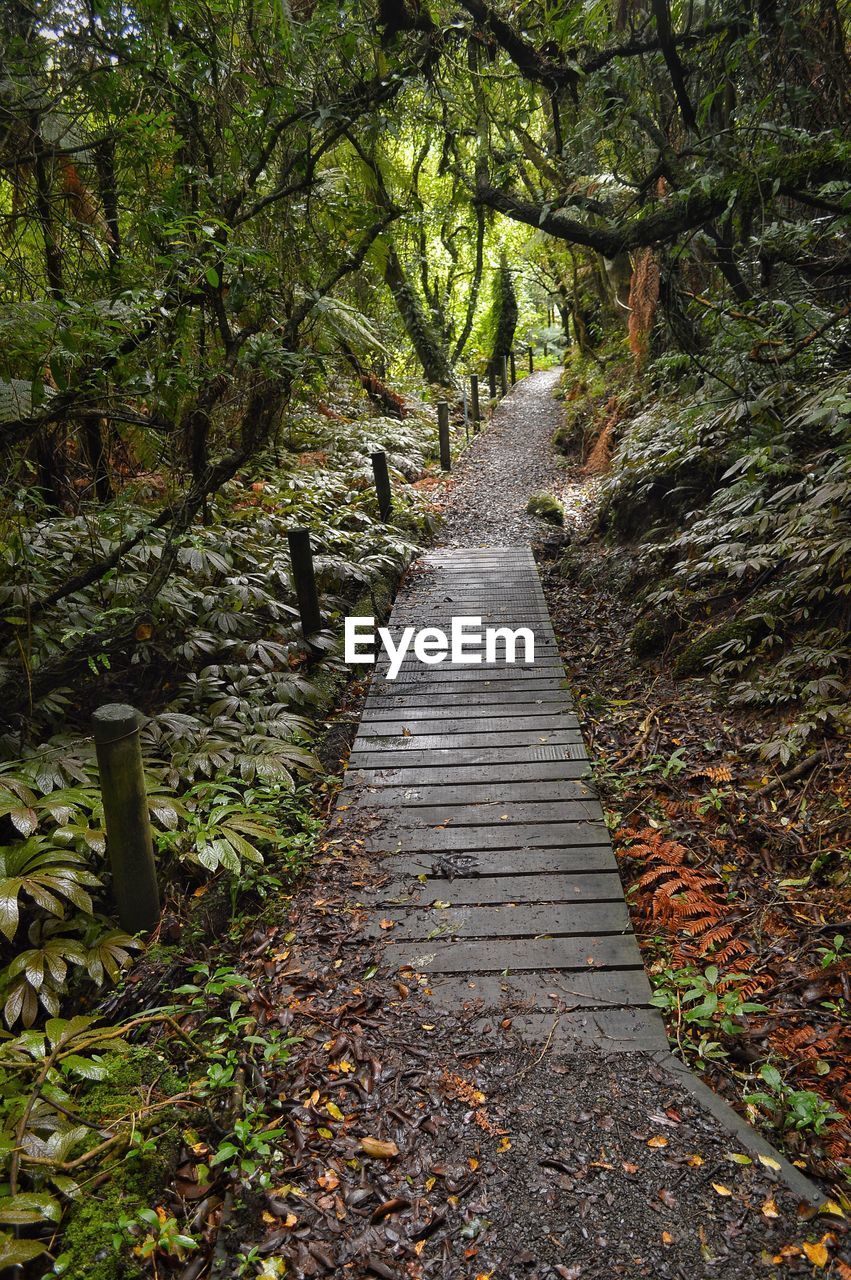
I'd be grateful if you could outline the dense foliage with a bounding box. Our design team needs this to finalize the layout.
[1,0,849,1270]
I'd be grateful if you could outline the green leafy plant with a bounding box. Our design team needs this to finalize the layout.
[745,1063,842,1136]
[650,964,768,1062]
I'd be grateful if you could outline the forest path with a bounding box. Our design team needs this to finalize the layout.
[334,543,664,1051]
[439,367,568,546]
[303,375,824,1276]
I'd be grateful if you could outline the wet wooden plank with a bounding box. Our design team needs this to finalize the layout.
[346,799,604,828]
[345,779,595,806]
[364,690,574,709]
[361,700,575,721]
[357,821,611,852]
[367,900,631,941]
[385,933,645,973]
[348,744,589,768]
[352,731,586,751]
[375,848,618,877]
[456,1008,666,1051]
[357,715,577,737]
[366,871,625,905]
[426,969,655,1012]
[347,761,591,786]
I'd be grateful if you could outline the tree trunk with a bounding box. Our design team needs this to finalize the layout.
[383,245,455,386]
[488,253,518,375]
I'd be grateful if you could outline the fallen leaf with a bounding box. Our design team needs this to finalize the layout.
[468,1157,479,1171]
[727,1151,752,1165]
[371,1196,410,1223]
[712,1183,733,1197]
[757,1154,781,1171]
[326,1102,344,1122]
[318,1169,339,1191]
[497,1136,511,1153]
[802,1241,829,1268]
[622,1161,639,1175]
[686,1153,704,1167]
[661,1231,674,1245]
[647,1136,668,1149]
[762,1197,779,1219]
[379,919,395,930]
[360,1137,399,1159]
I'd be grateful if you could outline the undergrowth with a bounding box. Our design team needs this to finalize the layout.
[602,369,851,764]
[0,390,440,1269]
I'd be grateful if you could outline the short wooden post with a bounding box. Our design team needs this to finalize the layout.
[287,528,322,637]
[93,704,160,934]
[543,341,549,359]
[488,366,497,402]
[470,374,481,434]
[370,450,392,521]
[528,346,534,373]
[510,350,517,384]
[437,401,451,471]
[500,355,509,397]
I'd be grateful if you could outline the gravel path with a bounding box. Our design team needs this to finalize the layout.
[439,367,598,546]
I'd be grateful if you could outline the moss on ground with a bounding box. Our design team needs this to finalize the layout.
[630,612,680,660]
[59,1045,183,1280]
[670,614,766,678]
[526,492,565,525]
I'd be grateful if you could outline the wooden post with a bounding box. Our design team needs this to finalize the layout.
[93,704,159,934]
[528,346,534,373]
[370,451,392,521]
[470,373,481,434]
[287,528,322,637]
[488,366,497,402]
[500,355,509,397]
[510,350,516,385]
[437,401,451,471]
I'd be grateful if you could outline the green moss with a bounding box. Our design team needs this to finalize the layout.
[58,1046,183,1280]
[552,412,583,455]
[77,1045,181,1125]
[670,615,766,678]
[630,612,679,660]
[58,1154,177,1280]
[526,492,565,525]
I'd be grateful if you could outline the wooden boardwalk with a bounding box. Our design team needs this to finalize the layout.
[333,547,666,1051]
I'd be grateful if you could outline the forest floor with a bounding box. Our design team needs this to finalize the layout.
[189,372,849,1279]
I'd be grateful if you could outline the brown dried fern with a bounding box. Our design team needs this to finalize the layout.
[618,826,751,972]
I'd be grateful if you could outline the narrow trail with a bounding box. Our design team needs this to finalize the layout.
[439,368,596,546]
